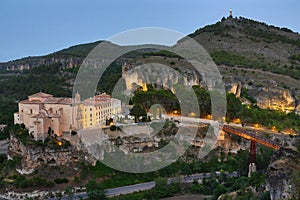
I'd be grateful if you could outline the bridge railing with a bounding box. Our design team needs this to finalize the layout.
[222,125,281,150]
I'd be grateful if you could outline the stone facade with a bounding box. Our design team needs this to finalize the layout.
[81,93,122,129]
[14,92,75,140]
[14,92,122,140]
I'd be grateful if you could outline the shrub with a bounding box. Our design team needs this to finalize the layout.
[110,125,117,131]
[54,178,69,184]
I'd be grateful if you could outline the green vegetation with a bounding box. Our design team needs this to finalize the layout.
[145,50,182,58]
[290,54,300,62]
[54,41,103,57]
[86,180,107,200]
[129,104,147,122]
[11,124,71,149]
[211,50,300,79]
[132,86,180,113]
[132,85,300,132]
[108,172,269,200]
[12,175,54,188]
[0,60,122,126]
[54,178,69,184]
[0,63,71,125]
[188,16,300,80]
[0,126,10,140]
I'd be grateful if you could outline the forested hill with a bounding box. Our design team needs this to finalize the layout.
[187,16,300,79]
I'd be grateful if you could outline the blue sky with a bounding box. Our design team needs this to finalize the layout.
[0,0,299,62]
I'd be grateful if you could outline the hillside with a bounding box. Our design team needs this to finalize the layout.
[1,16,300,125]
[189,16,300,79]
[0,41,103,71]
[1,16,300,74]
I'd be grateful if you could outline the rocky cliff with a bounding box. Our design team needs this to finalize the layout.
[8,136,89,171]
[266,136,300,200]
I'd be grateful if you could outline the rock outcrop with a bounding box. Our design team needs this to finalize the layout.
[266,137,300,200]
[9,136,89,171]
[254,87,295,112]
[0,56,84,71]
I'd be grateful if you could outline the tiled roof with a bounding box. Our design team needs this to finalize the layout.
[20,97,72,105]
[83,93,112,106]
[28,92,53,99]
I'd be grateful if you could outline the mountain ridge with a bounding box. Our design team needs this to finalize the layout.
[1,16,300,75]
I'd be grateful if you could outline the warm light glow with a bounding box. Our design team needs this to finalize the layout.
[207,115,212,120]
[57,141,63,146]
[246,105,251,109]
[173,110,178,114]
[109,122,114,126]
[284,128,297,135]
[253,123,260,128]
[271,126,277,132]
[232,118,241,124]
[189,112,196,117]
[141,84,148,91]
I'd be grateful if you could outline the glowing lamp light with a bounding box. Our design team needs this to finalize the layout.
[109,122,114,126]
[253,124,259,128]
[207,115,212,120]
[141,84,148,91]
[57,141,63,146]
[232,118,241,124]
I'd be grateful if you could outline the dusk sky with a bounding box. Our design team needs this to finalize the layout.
[0,0,299,62]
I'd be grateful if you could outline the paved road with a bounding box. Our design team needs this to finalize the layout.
[51,171,238,200]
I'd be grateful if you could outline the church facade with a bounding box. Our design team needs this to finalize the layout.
[14,92,121,140]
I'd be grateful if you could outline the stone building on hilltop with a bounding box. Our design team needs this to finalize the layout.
[14,92,121,140]
[14,92,74,140]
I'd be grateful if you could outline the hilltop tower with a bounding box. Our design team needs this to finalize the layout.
[230,8,233,18]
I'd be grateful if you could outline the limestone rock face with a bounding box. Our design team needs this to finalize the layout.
[266,143,300,200]
[226,81,242,97]
[254,87,295,112]
[122,63,201,92]
[9,136,89,170]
